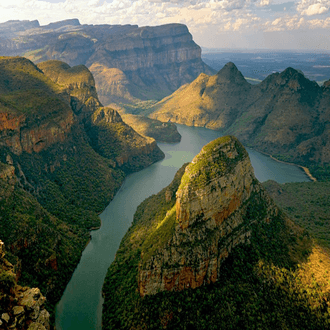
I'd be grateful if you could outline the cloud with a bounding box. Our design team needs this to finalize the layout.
[255,0,272,7]
[0,0,329,50]
[297,0,330,16]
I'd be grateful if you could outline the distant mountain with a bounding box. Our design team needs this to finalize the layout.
[0,19,215,105]
[103,136,330,329]
[148,63,330,176]
[0,56,163,314]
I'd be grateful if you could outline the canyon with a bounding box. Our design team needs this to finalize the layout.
[102,135,330,329]
[0,55,164,317]
[0,19,214,105]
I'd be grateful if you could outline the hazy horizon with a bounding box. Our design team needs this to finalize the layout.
[1,0,330,51]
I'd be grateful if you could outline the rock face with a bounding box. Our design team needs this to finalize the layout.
[149,63,330,166]
[0,240,50,330]
[0,56,163,316]
[138,136,279,296]
[0,19,215,105]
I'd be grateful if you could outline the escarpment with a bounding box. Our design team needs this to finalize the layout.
[138,136,278,296]
[0,56,163,317]
[0,240,50,330]
[103,136,320,330]
[0,19,214,104]
[38,59,164,171]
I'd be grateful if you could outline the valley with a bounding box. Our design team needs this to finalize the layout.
[0,17,330,330]
[56,124,310,330]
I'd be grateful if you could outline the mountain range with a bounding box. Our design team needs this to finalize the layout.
[146,62,330,178]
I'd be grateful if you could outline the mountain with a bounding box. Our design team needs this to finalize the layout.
[102,136,330,329]
[148,63,330,178]
[0,56,163,317]
[0,19,215,105]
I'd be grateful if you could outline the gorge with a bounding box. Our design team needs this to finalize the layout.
[56,124,310,330]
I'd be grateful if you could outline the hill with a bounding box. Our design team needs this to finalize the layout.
[147,63,330,179]
[0,56,163,320]
[102,136,330,329]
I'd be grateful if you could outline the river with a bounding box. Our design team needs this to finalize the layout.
[55,124,310,330]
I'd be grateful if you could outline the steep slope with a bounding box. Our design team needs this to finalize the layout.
[0,19,215,104]
[148,63,330,177]
[102,136,330,329]
[150,62,252,129]
[120,113,181,143]
[37,59,164,171]
[0,56,163,319]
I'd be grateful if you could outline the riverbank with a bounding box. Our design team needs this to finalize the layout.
[249,148,317,182]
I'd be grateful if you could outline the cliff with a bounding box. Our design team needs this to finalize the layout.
[138,136,279,295]
[148,63,330,175]
[102,136,330,329]
[0,56,163,319]
[0,19,215,105]
[0,240,50,330]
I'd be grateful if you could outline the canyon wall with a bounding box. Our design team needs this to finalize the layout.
[0,19,215,104]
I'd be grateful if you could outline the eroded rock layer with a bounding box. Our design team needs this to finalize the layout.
[138,136,279,296]
[0,19,215,104]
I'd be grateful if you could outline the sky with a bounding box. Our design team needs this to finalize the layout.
[0,0,330,50]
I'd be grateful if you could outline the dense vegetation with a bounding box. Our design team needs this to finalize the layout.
[263,180,330,250]
[0,176,88,316]
[102,157,330,329]
[0,56,161,324]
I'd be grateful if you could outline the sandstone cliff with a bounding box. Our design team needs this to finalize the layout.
[0,56,163,318]
[0,240,50,330]
[148,63,330,172]
[0,19,215,105]
[138,136,278,295]
[102,136,325,330]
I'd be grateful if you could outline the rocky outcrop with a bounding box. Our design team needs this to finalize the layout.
[148,63,330,166]
[0,19,215,104]
[0,240,50,330]
[36,59,164,170]
[138,136,280,296]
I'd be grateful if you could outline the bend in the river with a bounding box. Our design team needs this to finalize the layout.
[55,124,310,330]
